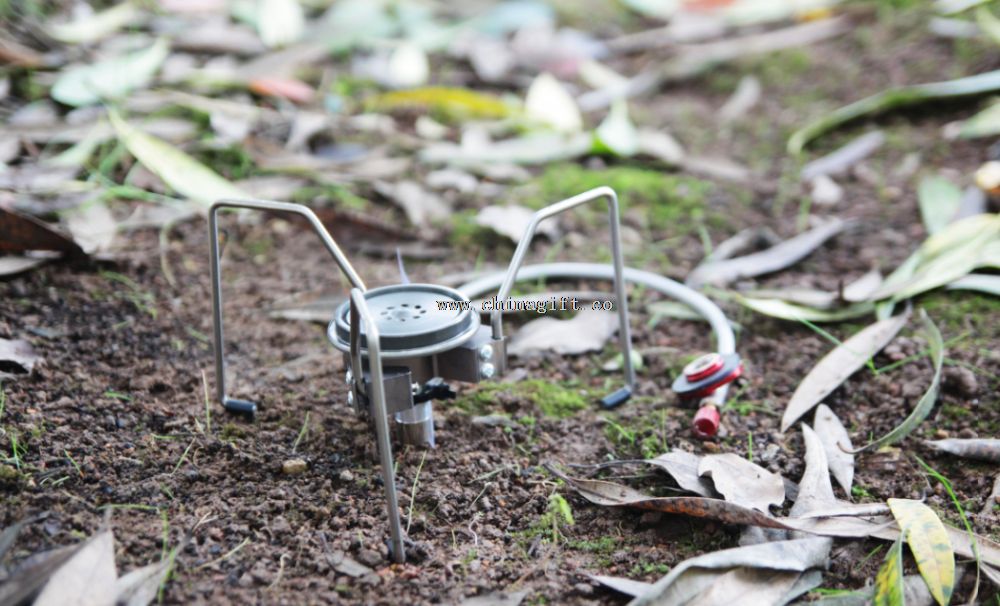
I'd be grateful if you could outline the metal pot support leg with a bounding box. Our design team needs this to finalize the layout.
[349,289,406,564]
[490,186,636,408]
[209,199,365,415]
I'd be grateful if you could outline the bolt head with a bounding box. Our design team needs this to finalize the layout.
[479,344,494,361]
[481,362,495,379]
[411,382,420,395]
[347,391,354,405]
[345,369,353,384]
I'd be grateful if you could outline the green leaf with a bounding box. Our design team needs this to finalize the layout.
[871,214,1000,302]
[51,37,169,107]
[48,1,142,44]
[873,538,905,606]
[947,273,1000,296]
[109,110,247,209]
[788,69,1000,153]
[918,176,962,236]
[888,498,955,606]
[849,310,944,453]
[958,100,1000,138]
[976,6,1000,45]
[735,296,874,323]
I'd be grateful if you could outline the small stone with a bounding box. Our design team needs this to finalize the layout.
[934,428,950,439]
[944,366,978,398]
[760,443,781,464]
[958,427,978,439]
[338,469,355,482]
[249,561,274,584]
[356,548,382,568]
[810,175,843,206]
[282,458,307,475]
[702,441,720,453]
[574,583,593,596]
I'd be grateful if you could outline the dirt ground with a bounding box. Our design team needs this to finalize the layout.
[2,6,1000,606]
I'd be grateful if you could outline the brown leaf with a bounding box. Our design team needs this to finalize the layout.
[548,465,791,530]
[0,207,83,256]
[248,76,315,104]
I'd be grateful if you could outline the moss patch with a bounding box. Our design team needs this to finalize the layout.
[454,379,590,419]
[522,164,713,233]
[919,291,1000,340]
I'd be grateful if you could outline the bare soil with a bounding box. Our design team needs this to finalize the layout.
[2,9,1000,605]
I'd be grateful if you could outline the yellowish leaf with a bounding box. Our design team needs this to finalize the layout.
[888,498,955,606]
[873,537,905,606]
[368,87,513,122]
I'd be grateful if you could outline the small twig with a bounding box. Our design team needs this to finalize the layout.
[268,553,289,591]
[171,439,196,475]
[406,451,427,534]
[195,537,250,571]
[292,411,310,453]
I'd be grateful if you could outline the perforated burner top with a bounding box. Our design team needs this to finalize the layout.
[329,283,480,358]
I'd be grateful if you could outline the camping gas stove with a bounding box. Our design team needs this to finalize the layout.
[208,188,740,563]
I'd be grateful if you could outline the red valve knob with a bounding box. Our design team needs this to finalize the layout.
[692,404,720,439]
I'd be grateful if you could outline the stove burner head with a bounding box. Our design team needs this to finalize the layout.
[330,284,480,358]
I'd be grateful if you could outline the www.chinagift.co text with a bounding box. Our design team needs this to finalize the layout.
[435,296,615,313]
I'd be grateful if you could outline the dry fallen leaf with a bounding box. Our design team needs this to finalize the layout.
[0,338,43,379]
[781,310,910,432]
[508,309,619,357]
[790,424,838,518]
[629,537,832,606]
[550,465,791,530]
[0,207,84,256]
[475,205,559,244]
[800,130,885,182]
[698,453,785,512]
[687,219,851,288]
[114,558,172,606]
[64,200,116,255]
[375,180,450,229]
[644,450,716,497]
[0,545,80,606]
[813,404,855,494]
[34,529,118,606]
[923,438,1000,463]
[588,574,653,597]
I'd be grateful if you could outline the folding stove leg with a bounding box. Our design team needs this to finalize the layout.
[209,198,366,417]
[349,288,406,564]
[490,186,636,408]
